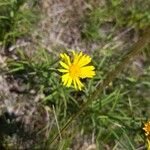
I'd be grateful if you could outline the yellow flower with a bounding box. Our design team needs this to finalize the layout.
[143,121,150,136]
[147,139,150,150]
[58,51,95,90]
[143,121,150,150]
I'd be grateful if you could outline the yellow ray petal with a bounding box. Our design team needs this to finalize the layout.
[58,69,68,73]
[81,66,95,71]
[78,55,91,67]
[64,53,71,66]
[62,73,69,85]
[73,79,77,90]
[60,61,69,69]
[147,139,150,150]
[75,77,84,90]
[80,66,95,78]
[66,77,72,87]
[73,51,83,64]
[60,53,65,59]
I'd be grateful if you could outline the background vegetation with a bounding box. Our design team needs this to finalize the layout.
[0,0,149,149]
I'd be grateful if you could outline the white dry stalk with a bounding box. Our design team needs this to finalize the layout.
[52,105,62,140]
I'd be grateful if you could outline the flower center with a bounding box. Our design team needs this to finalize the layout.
[144,122,150,136]
[147,124,150,133]
[69,64,81,78]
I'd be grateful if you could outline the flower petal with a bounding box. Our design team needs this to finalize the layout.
[78,55,91,67]
[80,66,95,78]
[62,73,69,85]
[60,53,71,66]
[66,77,72,87]
[60,53,65,59]
[75,77,84,90]
[73,79,77,90]
[73,51,83,64]
[64,53,71,66]
[60,61,69,69]
[58,69,68,73]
